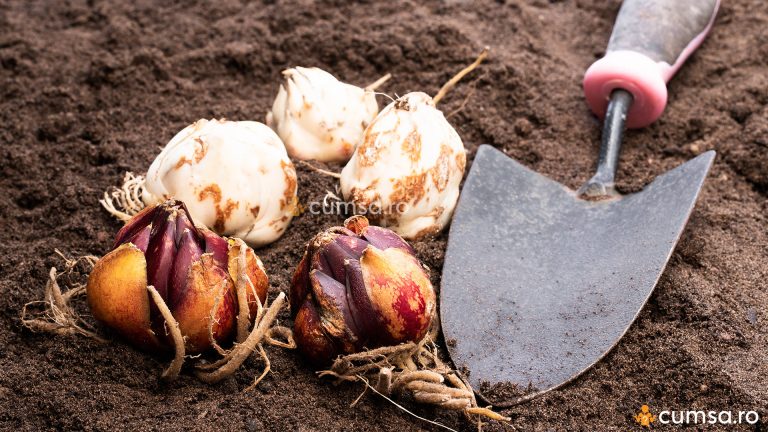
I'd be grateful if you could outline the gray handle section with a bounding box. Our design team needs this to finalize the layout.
[607,0,719,65]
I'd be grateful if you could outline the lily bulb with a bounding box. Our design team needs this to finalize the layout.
[290,216,436,365]
[340,92,467,240]
[87,200,269,353]
[266,67,379,162]
[142,119,298,247]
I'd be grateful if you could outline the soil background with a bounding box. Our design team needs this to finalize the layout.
[1,0,766,430]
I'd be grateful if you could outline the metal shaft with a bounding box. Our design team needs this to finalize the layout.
[579,89,634,198]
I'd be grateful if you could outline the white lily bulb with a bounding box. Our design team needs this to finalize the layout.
[340,92,467,240]
[143,119,298,247]
[266,67,379,162]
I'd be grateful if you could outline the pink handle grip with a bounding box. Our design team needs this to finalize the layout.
[583,0,720,128]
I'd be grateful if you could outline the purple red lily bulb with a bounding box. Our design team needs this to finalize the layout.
[290,216,436,365]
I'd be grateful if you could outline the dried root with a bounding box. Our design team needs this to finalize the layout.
[446,70,487,119]
[318,332,510,426]
[147,285,184,380]
[296,160,341,178]
[433,46,490,106]
[244,344,272,392]
[265,325,296,349]
[99,172,147,222]
[234,239,254,343]
[364,73,393,92]
[194,292,286,384]
[21,251,105,342]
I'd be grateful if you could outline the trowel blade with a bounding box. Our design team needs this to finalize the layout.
[440,145,715,405]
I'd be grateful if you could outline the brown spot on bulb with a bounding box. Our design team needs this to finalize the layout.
[214,199,238,232]
[348,186,382,222]
[280,160,297,211]
[401,129,422,163]
[193,137,209,163]
[175,157,192,169]
[455,150,466,173]
[430,144,453,192]
[197,184,238,233]
[198,184,222,204]
[356,131,382,167]
[172,138,208,169]
[394,97,411,111]
[389,172,428,207]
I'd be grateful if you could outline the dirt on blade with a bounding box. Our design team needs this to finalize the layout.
[0,0,766,430]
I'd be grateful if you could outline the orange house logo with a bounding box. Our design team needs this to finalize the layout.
[635,405,656,427]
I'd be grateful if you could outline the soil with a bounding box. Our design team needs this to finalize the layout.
[1,0,766,430]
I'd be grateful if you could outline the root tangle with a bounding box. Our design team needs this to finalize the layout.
[318,334,510,426]
[100,172,147,221]
[21,251,105,342]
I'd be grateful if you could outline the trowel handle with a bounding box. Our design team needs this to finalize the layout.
[583,0,719,128]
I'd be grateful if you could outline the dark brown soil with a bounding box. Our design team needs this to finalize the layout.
[1,0,766,430]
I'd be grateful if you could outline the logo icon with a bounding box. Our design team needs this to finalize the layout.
[635,405,656,428]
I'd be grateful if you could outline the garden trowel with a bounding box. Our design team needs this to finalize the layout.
[441,0,720,406]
